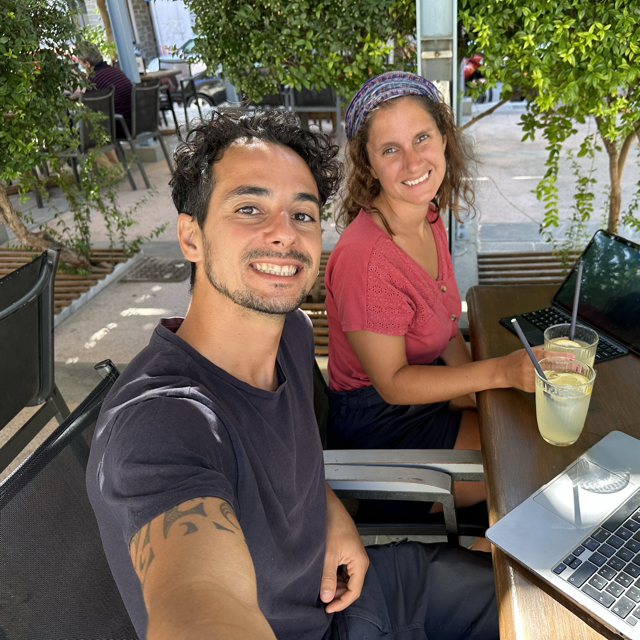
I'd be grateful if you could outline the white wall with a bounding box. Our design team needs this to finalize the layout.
[148,0,194,55]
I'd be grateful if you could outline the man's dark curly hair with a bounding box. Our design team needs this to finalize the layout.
[170,109,343,229]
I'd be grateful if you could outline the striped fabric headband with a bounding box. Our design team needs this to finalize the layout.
[344,71,440,142]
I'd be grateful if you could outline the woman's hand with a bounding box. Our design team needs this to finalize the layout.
[497,345,574,393]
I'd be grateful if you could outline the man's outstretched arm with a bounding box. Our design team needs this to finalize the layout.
[129,496,276,640]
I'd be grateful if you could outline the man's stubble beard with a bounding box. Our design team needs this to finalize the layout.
[202,237,312,316]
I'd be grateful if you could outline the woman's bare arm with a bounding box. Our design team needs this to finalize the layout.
[346,329,559,405]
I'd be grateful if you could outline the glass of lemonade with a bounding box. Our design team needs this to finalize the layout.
[544,323,599,368]
[535,358,596,446]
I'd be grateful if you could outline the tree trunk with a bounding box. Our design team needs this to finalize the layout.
[607,147,621,234]
[0,184,92,271]
[95,0,117,61]
[595,116,622,235]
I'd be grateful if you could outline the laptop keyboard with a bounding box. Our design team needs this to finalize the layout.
[553,490,640,626]
[521,308,628,363]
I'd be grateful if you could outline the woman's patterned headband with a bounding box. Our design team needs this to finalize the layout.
[344,71,440,142]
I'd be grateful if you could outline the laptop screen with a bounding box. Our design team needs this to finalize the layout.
[552,230,640,355]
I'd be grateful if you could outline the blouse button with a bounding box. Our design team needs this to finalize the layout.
[450,314,457,322]
[440,285,447,293]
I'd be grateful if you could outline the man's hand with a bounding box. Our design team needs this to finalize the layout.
[321,485,369,613]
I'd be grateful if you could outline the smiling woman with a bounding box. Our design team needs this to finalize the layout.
[324,72,556,531]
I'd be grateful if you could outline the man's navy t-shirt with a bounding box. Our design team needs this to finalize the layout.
[86,310,332,639]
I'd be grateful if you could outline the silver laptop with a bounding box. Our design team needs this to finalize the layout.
[487,431,640,639]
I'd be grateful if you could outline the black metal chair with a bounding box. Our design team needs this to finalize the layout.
[0,359,138,640]
[159,81,180,130]
[77,86,138,190]
[0,248,70,475]
[115,80,174,189]
[179,73,207,130]
[287,86,342,146]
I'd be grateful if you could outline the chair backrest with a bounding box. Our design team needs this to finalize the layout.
[180,74,200,101]
[79,86,116,151]
[159,59,191,89]
[293,86,336,107]
[0,360,139,640]
[132,80,161,137]
[312,359,329,449]
[0,248,58,429]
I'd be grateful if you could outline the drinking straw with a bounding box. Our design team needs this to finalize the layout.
[569,259,584,341]
[511,318,548,381]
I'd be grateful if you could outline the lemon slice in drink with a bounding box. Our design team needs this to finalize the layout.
[546,371,590,387]
[552,338,582,348]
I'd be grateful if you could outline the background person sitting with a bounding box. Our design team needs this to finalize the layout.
[75,41,132,142]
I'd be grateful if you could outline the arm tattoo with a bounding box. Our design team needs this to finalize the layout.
[163,500,208,538]
[131,522,155,592]
[219,501,240,530]
[210,501,242,536]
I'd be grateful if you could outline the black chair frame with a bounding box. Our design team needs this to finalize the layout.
[0,247,70,474]
[284,86,342,146]
[75,86,138,190]
[115,80,174,188]
[0,359,139,639]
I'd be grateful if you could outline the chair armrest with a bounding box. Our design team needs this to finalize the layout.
[323,449,484,482]
[325,464,458,544]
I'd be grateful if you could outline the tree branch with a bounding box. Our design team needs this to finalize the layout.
[594,115,617,158]
[618,122,640,177]
[460,98,510,131]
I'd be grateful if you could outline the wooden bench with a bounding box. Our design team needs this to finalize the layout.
[477,250,580,286]
[0,248,131,316]
[300,250,330,356]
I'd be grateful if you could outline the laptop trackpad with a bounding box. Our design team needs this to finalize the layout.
[533,459,636,530]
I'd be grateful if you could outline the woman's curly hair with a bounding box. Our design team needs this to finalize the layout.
[170,109,343,285]
[336,95,476,235]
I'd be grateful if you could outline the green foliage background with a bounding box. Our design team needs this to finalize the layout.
[0,0,84,182]
[460,0,640,240]
[184,0,416,102]
[0,0,165,264]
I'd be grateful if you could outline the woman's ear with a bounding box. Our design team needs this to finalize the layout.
[177,213,201,263]
[442,133,447,153]
[369,164,379,181]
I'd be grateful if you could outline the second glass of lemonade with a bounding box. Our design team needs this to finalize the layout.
[544,323,599,367]
[535,358,596,446]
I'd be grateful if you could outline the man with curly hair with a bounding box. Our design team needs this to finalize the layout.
[87,109,498,640]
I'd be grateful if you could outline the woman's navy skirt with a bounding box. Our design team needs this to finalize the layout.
[327,384,461,451]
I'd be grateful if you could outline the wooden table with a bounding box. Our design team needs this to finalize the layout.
[139,68,181,83]
[467,284,640,639]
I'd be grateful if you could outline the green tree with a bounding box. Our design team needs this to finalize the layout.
[184,0,416,102]
[0,0,95,268]
[0,0,163,270]
[459,0,640,237]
